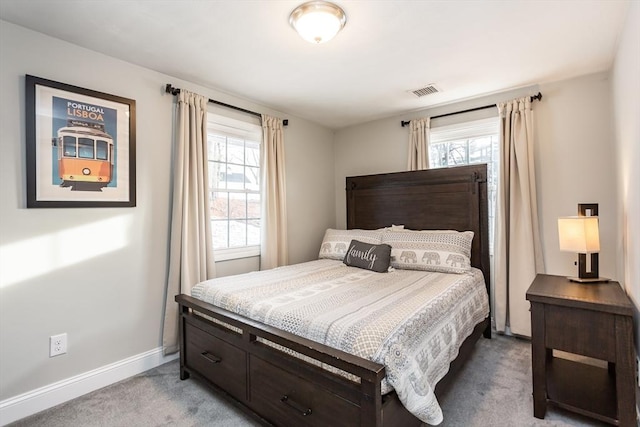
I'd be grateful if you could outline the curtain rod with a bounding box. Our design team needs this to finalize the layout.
[401,92,542,127]
[165,84,288,126]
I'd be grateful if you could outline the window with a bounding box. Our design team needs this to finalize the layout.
[78,138,95,159]
[63,136,76,157]
[429,117,499,252]
[96,140,109,160]
[207,114,262,261]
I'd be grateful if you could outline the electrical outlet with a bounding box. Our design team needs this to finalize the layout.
[50,333,67,357]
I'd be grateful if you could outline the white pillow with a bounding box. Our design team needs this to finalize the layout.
[377,224,405,231]
[381,229,474,274]
[319,229,383,261]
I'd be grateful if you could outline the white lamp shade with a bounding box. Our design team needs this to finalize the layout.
[558,216,600,253]
[290,1,346,44]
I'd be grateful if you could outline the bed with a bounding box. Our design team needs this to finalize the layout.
[175,164,491,426]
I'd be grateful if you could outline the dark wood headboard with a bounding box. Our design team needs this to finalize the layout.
[346,164,490,288]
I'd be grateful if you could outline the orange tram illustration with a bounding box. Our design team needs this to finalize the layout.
[52,121,114,191]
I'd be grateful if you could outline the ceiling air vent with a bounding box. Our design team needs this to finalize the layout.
[410,84,439,98]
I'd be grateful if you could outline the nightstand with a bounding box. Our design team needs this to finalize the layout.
[526,274,636,426]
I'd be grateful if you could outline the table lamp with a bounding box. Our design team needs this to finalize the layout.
[557,203,608,283]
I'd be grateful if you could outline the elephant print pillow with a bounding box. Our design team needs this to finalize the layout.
[318,229,383,261]
[381,230,474,274]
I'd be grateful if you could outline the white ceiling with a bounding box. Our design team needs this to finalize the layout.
[0,0,630,129]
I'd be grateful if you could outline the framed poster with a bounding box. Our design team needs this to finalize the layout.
[25,75,136,208]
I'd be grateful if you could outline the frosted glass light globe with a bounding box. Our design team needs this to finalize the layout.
[290,1,346,44]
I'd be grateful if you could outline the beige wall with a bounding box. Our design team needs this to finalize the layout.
[611,1,640,348]
[535,72,617,280]
[0,20,335,400]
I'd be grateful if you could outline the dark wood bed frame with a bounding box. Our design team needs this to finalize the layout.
[175,164,491,426]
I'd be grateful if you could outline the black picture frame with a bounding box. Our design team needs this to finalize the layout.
[26,75,136,208]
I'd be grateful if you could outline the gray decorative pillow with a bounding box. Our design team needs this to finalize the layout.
[382,230,474,274]
[343,240,392,273]
[318,229,383,261]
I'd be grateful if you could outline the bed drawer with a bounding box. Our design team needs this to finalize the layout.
[185,323,247,401]
[249,355,359,427]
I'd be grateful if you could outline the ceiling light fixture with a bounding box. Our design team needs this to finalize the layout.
[289,1,346,44]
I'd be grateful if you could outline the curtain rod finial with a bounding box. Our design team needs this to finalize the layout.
[165,84,180,95]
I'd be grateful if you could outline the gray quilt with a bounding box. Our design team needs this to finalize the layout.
[191,259,489,425]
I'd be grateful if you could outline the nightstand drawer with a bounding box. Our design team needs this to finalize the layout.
[544,305,615,361]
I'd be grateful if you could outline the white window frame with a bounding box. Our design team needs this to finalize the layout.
[207,113,262,261]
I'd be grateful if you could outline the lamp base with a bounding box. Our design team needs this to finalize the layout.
[567,276,610,283]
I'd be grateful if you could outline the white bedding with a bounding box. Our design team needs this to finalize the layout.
[190,259,489,425]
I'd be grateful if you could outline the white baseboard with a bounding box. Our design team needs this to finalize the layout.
[0,347,179,426]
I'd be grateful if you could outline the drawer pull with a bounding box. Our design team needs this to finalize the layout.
[280,395,312,416]
[200,351,221,364]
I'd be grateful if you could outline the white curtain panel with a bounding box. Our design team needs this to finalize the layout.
[494,97,544,337]
[407,118,430,171]
[260,114,288,270]
[163,90,216,354]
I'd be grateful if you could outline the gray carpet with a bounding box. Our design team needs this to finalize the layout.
[12,334,607,427]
